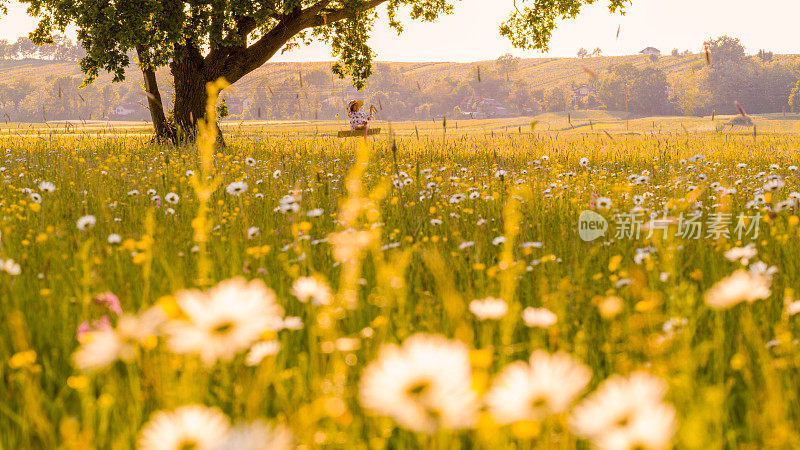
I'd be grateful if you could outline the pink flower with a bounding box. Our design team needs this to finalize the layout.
[94,292,122,315]
[77,316,112,342]
[589,193,598,209]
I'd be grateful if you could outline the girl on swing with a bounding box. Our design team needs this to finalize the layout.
[348,100,378,130]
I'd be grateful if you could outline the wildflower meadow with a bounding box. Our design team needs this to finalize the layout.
[3,92,800,448]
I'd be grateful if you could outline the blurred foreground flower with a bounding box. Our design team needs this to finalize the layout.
[1,258,21,275]
[522,307,558,328]
[165,278,284,366]
[704,270,771,310]
[291,276,332,306]
[139,405,229,450]
[570,372,676,450]
[469,297,508,320]
[486,350,591,424]
[213,420,293,450]
[73,307,166,371]
[359,334,478,433]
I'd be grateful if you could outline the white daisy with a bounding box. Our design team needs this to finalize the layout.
[280,316,304,330]
[139,405,230,450]
[723,244,757,264]
[449,193,467,204]
[486,351,591,423]
[459,241,475,250]
[165,278,284,366]
[73,308,166,371]
[359,334,478,433]
[246,227,260,240]
[306,208,324,218]
[522,307,558,328]
[469,297,508,320]
[749,261,778,279]
[2,259,21,276]
[225,181,248,196]
[213,420,293,450]
[165,192,180,204]
[596,197,612,209]
[291,276,332,306]
[77,215,96,231]
[244,340,281,367]
[785,300,800,316]
[704,270,771,310]
[38,181,56,192]
[570,372,676,450]
[72,328,128,370]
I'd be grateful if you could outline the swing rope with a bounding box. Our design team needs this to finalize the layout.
[331,62,343,130]
[334,14,382,138]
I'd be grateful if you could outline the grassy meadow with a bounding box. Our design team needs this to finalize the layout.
[3,104,800,448]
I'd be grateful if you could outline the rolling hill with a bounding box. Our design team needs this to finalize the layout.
[1,52,798,122]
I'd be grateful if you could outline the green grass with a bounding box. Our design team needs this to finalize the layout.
[2,124,800,448]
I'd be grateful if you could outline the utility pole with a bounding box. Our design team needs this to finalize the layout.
[625,83,630,131]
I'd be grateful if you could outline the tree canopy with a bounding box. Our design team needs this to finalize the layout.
[499,0,629,51]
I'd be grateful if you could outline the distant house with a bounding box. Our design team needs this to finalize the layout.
[575,84,598,97]
[571,84,600,109]
[639,47,661,56]
[457,96,508,119]
[474,98,508,117]
[114,104,137,116]
[572,84,599,99]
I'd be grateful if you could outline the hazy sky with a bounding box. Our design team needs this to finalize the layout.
[1,0,798,62]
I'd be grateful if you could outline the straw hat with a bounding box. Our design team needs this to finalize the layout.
[348,100,364,111]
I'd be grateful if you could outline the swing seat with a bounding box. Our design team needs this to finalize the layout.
[338,128,381,138]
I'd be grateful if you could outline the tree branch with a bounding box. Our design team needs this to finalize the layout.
[236,16,258,39]
[214,0,388,84]
[311,0,387,26]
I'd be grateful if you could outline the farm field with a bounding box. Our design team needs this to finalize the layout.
[3,110,800,449]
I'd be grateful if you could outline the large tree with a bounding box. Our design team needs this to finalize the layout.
[17,0,629,140]
[599,63,671,115]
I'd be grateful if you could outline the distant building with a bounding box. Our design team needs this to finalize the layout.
[574,84,598,97]
[475,98,508,117]
[571,84,600,109]
[456,98,510,119]
[114,104,137,116]
[639,47,661,56]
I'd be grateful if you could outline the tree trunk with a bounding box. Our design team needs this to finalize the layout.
[137,45,173,143]
[171,44,208,141]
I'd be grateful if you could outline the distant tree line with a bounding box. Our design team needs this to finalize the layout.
[0,36,85,61]
[0,35,798,123]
